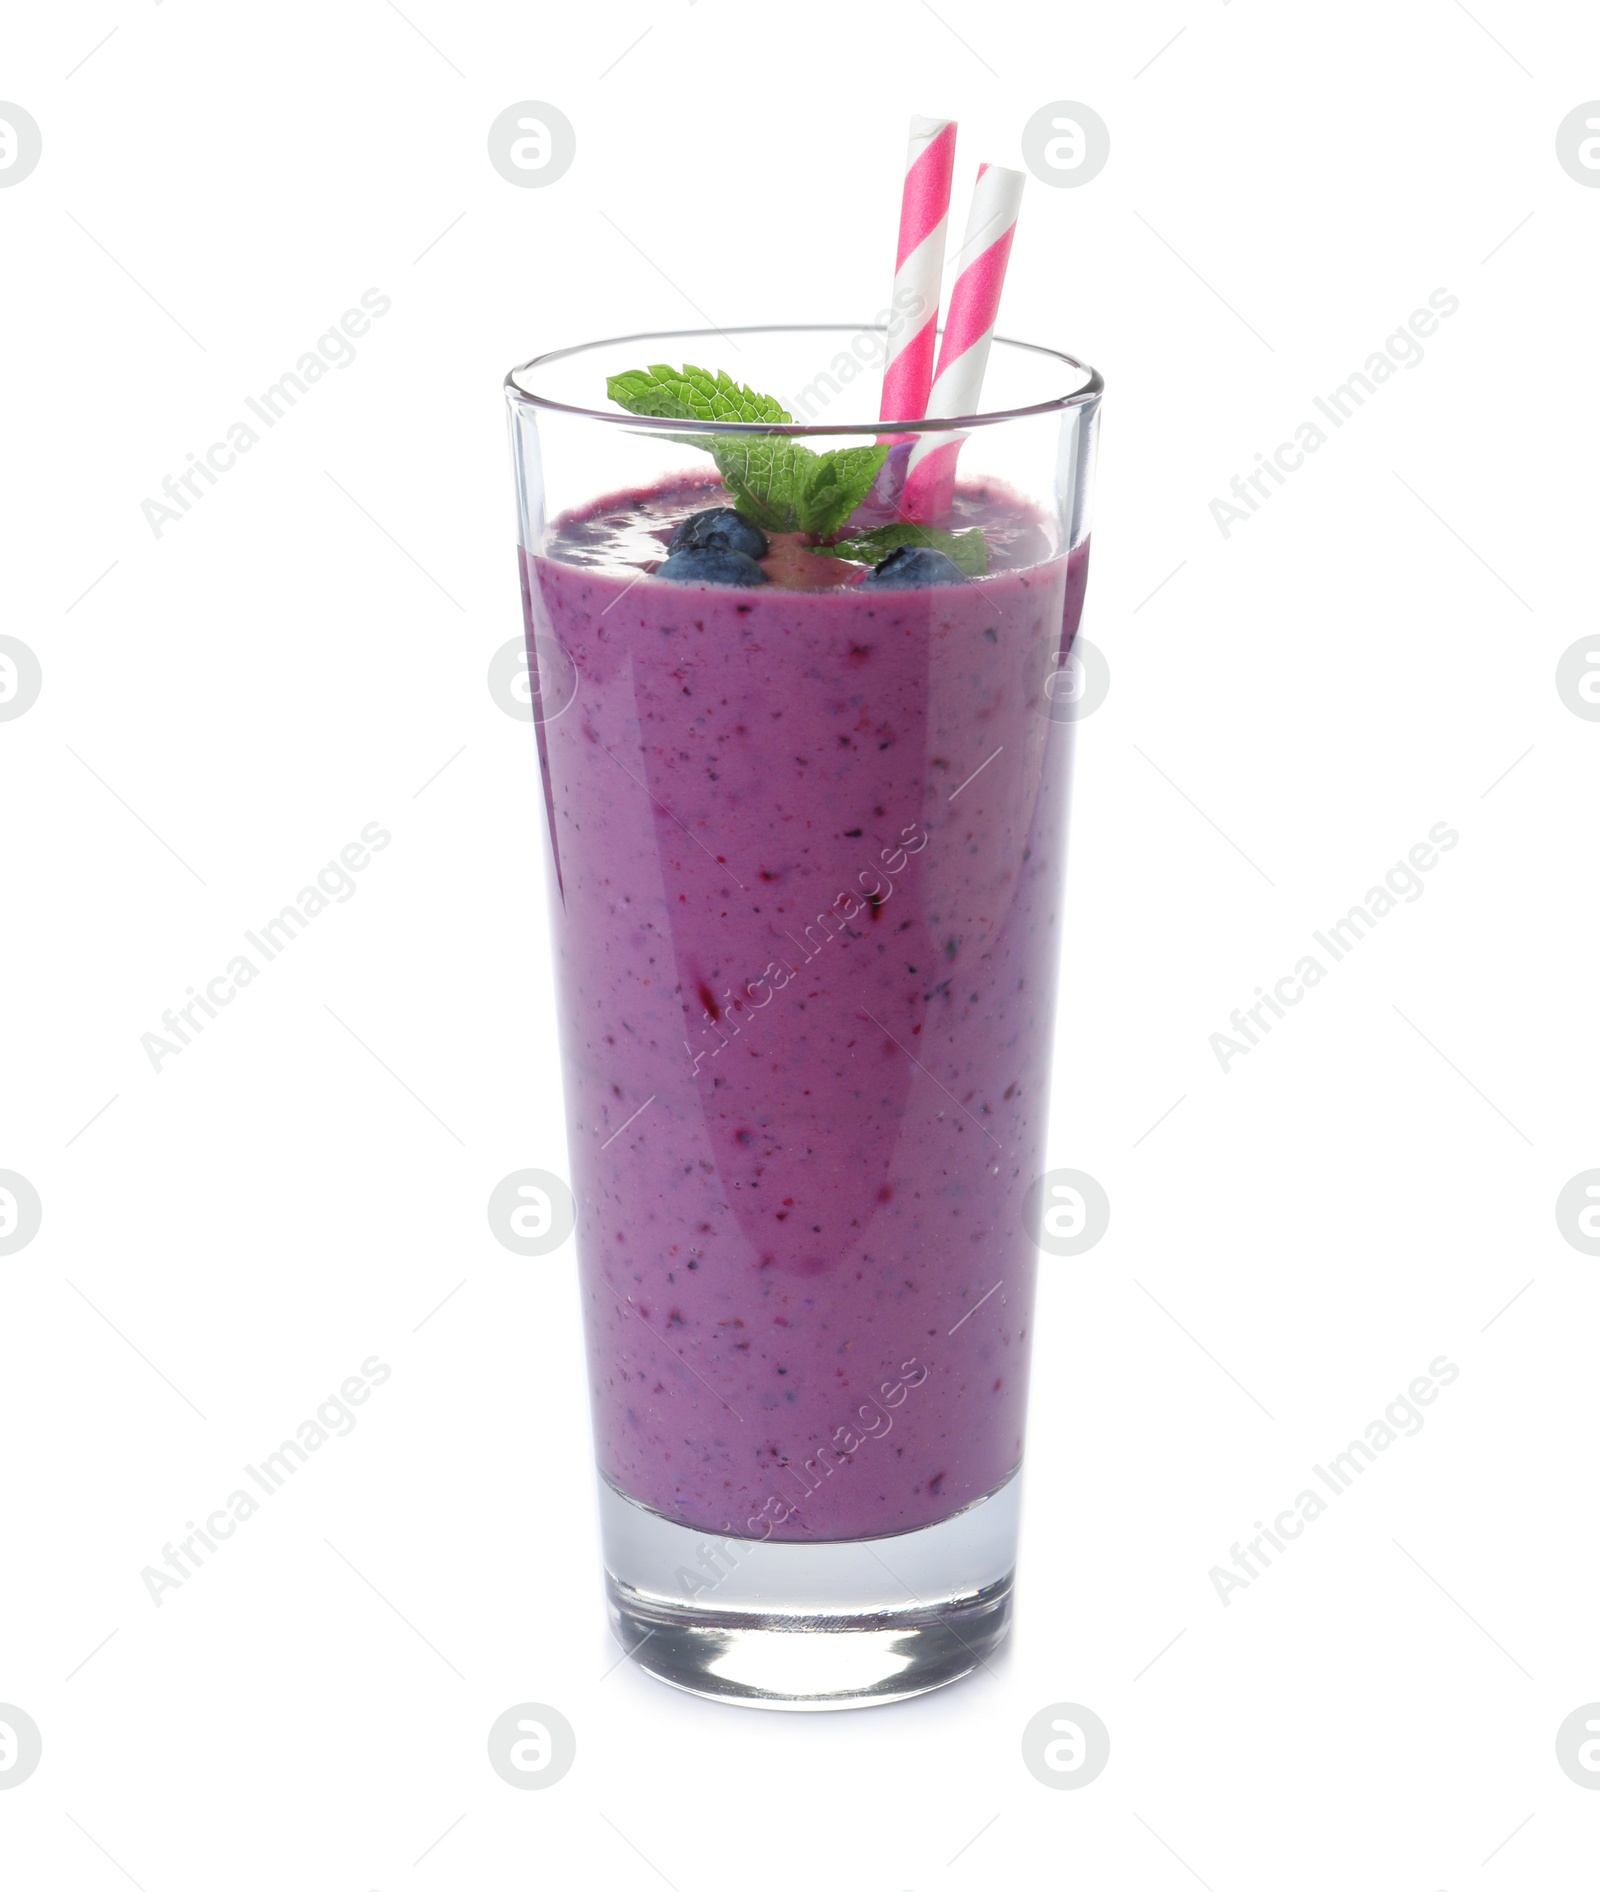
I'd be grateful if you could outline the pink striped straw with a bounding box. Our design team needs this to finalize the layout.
[901,162,1026,523]
[879,115,958,425]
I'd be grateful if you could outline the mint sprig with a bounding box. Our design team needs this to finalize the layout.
[812,522,990,576]
[606,363,888,541]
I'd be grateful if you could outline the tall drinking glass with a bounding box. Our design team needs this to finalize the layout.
[505,327,1101,1708]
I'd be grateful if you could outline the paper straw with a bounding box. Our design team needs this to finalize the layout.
[879,115,958,425]
[901,162,1026,523]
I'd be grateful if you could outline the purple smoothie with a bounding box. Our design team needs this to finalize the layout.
[524,477,1089,1542]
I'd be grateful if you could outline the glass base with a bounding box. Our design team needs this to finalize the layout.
[599,1470,1019,1710]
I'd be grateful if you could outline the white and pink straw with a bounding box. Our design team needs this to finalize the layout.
[879,115,958,426]
[899,161,1026,523]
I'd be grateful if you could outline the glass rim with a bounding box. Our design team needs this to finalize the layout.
[505,323,1104,437]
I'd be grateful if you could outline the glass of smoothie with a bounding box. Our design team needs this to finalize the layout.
[505,325,1101,1708]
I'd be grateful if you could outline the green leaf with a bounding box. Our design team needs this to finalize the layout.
[606,364,791,426]
[812,522,991,576]
[606,364,886,539]
[796,444,890,540]
[701,437,817,533]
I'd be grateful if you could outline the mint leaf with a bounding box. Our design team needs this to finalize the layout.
[796,444,890,540]
[700,438,814,533]
[606,364,886,539]
[813,523,990,576]
[606,364,790,426]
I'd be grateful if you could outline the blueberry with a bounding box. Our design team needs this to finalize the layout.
[669,507,769,560]
[859,545,968,589]
[656,545,768,587]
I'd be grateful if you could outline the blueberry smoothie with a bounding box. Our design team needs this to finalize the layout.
[524,476,1089,1544]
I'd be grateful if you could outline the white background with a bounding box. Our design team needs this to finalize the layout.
[3,2,1598,1887]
